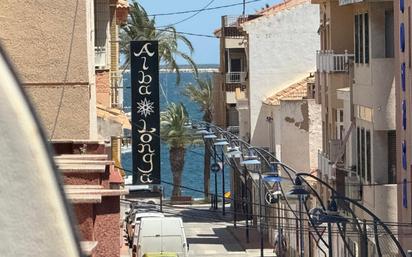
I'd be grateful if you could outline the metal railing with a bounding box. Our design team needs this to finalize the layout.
[224,15,248,27]
[318,150,335,179]
[225,72,246,84]
[316,50,354,73]
[95,46,107,68]
[195,121,407,257]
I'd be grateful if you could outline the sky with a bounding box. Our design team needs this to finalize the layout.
[137,0,279,65]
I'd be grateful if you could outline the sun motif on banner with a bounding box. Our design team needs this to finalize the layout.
[136,98,155,117]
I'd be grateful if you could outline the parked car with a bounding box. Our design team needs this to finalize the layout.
[134,217,188,257]
[127,212,164,248]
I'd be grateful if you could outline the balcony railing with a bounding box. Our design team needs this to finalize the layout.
[318,151,336,180]
[95,46,107,68]
[110,71,123,108]
[316,50,354,73]
[222,15,261,38]
[225,72,246,84]
[223,15,261,27]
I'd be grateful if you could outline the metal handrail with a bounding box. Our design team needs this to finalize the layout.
[196,121,407,257]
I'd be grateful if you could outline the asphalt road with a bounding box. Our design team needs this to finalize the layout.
[121,202,276,257]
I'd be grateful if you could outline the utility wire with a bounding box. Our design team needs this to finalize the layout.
[122,199,412,236]
[121,119,412,226]
[118,165,412,228]
[160,0,217,27]
[148,0,265,17]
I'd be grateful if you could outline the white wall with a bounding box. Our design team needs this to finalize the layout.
[242,2,320,145]
[308,99,322,170]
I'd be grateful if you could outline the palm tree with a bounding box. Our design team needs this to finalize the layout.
[160,103,196,197]
[184,77,213,200]
[120,1,198,84]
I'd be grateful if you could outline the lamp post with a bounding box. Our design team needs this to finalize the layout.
[214,138,229,215]
[287,177,310,257]
[263,164,283,257]
[204,132,217,209]
[241,153,263,257]
[226,145,242,227]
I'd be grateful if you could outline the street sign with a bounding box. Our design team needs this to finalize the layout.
[211,163,220,173]
[131,41,160,185]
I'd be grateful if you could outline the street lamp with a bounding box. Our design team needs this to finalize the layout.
[226,144,242,227]
[214,138,229,215]
[241,152,265,257]
[203,132,217,209]
[287,177,310,257]
[318,198,348,257]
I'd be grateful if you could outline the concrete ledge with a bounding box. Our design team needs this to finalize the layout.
[65,187,129,198]
[67,194,102,204]
[57,163,106,173]
[55,154,108,160]
[81,241,98,256]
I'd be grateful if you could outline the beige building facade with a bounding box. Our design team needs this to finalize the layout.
[0,0,97,140]
[0,1,129,256]
[313,0,403,255]
[395,0,412,251]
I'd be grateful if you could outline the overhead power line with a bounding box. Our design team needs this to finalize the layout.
[162,0,217,27]
[148,0,265,17]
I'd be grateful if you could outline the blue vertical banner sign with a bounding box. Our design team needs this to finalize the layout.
[131,41,161,185]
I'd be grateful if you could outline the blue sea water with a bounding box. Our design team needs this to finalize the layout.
[122,71,230,199]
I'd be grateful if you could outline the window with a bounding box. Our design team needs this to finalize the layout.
[357,127,370,182]
[365,13,369,63]
[355,15,359,63]
[230,58,242,72]
[336,109,344,140]
[366,130,371,182]
[361,128,365,180]
[357,127,361,176]
[354,13,370,64]
[385,10,394,58]
[360,14,364,63]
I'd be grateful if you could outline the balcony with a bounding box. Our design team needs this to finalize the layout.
[316,50,354,73]
[222,15,261,38]
[318,151,336,180]
[95,46,107,68]
[225,72,246,84]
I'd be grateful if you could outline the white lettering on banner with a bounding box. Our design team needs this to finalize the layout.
[133,42,158,185]
[141,57,149,70]
[139,85,152,95]
[138,71,152,84]
[140,174,153,183]
[137,144,155,153]
[138,119,156,133]
[134,43,155,57]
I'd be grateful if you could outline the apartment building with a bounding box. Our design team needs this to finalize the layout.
[313,0,399,255]
[213,14,260,137]
[0,1,129,256]
[395,0,412,251]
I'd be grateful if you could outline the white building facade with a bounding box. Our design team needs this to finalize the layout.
[241,0,320,148]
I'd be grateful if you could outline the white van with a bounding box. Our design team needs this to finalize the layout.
[135,217,189,257]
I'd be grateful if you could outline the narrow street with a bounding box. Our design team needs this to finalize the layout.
[121,203,276,257]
